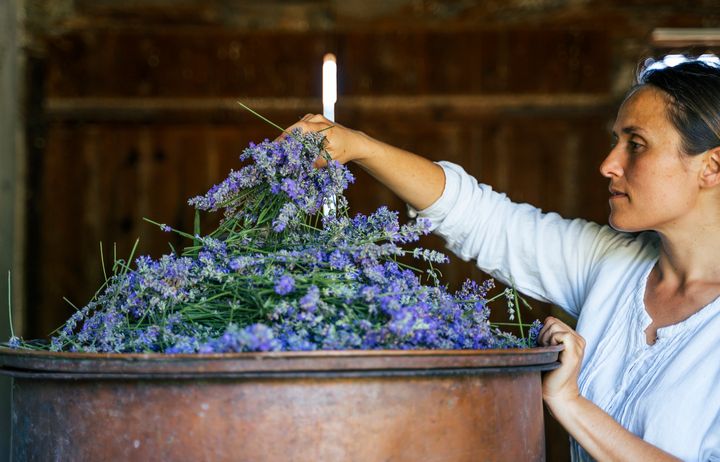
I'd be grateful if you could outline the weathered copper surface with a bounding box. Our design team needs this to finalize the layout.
[0,346,561,462]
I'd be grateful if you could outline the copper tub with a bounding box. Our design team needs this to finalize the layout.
[0,346,561,461]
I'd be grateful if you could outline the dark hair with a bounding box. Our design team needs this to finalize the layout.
[634,58,720,155]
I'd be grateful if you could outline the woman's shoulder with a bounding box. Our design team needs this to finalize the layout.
[589,227,660,260]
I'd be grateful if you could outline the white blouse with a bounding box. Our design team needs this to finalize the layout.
[416,161,720,462]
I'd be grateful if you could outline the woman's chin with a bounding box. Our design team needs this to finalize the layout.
[608,216,647,234]
[608,215,633,233]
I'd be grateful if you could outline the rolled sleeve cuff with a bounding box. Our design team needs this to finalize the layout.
[406,161,462,231]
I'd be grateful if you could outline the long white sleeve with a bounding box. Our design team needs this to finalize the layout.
[419,161,631,317]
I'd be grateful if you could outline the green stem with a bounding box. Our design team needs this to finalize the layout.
[7,271,14,338]
[512,284,525,339]
[100,242,108,282]
[144,218,197,241]
[62,297,80,311]
[194,209,201,247]
[237,102,289,135]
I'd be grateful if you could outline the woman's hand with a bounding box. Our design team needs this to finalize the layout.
[281,114,445,211]
[281,114,376,166]
[538,316,586,406]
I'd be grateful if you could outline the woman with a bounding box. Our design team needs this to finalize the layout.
[285,59,720,461]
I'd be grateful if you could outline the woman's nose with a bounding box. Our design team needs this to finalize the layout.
[599,146,624,179]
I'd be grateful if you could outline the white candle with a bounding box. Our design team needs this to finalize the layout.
[322,53,338,217]
[322,53,337,122]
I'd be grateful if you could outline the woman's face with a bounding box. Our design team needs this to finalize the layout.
[599,85,704,233]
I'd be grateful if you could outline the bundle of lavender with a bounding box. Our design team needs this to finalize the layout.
[7,130,540,353]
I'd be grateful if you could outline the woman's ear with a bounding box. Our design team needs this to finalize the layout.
[700,146,720,188]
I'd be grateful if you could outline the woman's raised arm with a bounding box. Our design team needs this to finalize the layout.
[285,114,446,211]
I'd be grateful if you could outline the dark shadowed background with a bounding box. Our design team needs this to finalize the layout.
[2,0,720,460]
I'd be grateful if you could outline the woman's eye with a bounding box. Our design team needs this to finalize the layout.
[628,141,643,152]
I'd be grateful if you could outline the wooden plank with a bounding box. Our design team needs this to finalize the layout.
[475,116,613,219]
[651,28,720,47]
[0,0,21,332]
[28,126,82,337]
[42,29,612,98]
[45,94,617,123]
[27,0,720,37]
[0,0,19,458]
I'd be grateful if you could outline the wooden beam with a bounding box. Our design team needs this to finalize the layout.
[0,5,22,330]
[0,0,21,458]
[651,28,720,48]
[46,94,616,123]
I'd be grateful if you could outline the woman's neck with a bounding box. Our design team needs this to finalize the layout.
[655,224,720,289]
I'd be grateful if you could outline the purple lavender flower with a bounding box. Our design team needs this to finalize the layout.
[166,336,199,354]
[300,285,320,312]
[280,178,302,201]
[200,323,281,353]
[527,320,543,347]
[274,274,295,295]
[272,203,298,232]
[241,324,281,352]
[328,249,351,270]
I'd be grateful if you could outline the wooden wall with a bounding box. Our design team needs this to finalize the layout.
[1,0,21,458]
[28,27,618,333]
[19,1,720,460]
